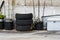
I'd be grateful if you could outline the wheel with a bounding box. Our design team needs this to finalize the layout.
[16,13,33,20]
[0,19,4,29]
[4,19,14,30]
[35,22,43,30]
[0,21,4,29]
[16,25,32,31]
[4,22,14,30]
[16,20,33,26]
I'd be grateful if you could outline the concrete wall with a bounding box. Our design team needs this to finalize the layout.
[0,0,60,21]
[14,6,60,21]
[15,0,60,6]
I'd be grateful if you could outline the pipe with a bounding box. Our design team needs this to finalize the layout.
[12,0,16,19]
[42,0,46,21]
[42,14,60,18]
[33,0,35,22]
[38,0,40,21]
[0,1,5,12]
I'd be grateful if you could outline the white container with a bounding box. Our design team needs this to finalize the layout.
[42,16,60,30]
[47,20,60,31]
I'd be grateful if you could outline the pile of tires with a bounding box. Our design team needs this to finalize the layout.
[16,13,33,31]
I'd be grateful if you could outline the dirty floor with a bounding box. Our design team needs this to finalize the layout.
[0,30,60,40]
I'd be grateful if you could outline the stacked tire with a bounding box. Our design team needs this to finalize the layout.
[0,19,4,29]
[16,13,33,31]
[4,19,14,30]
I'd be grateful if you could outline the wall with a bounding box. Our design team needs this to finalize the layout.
[0,0,60,21]
[14,6,60,21]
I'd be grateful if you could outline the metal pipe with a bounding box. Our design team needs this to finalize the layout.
[42,0,46,21]
[51,0,52,6]
[33,0,35,21]
[0,1,4,10]
[38,0,40,21]
[0,1,5,12]
[8,0,10,18]
[42,14,60,18]
[12,0,15,19]
[25,0,26,6]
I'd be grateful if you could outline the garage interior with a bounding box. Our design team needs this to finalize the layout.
[0,0,60,40]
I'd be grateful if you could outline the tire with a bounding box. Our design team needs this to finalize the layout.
[16,25,32,31]
[4,22,14,30]
[16,18,32,20]
[16,13,33,20]
[35,22,43,30]
[16,20,33,26]
[0,21,4,29]
[0,19,4,29]
[4,19,14,30]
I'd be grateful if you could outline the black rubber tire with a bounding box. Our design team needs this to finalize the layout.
[0,19,4,29]
[0,21,4,29]
[4,22,14,30]
[16,25,32,31]
[16,13,33,20]
[35,22,43,30]
[4,19,14,30]
[16,20,33,26]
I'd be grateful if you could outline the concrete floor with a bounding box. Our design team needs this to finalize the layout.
[0,30,60,40]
